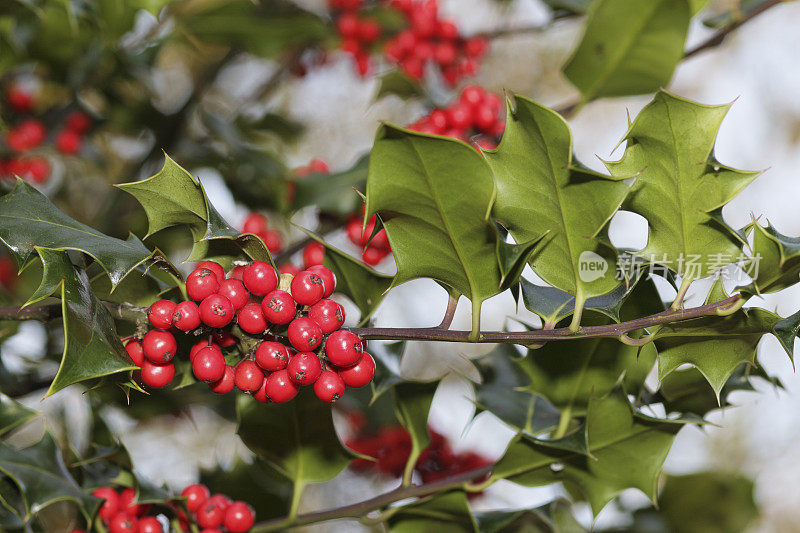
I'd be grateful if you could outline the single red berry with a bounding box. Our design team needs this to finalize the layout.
[19,119,46,147]
[287,317,323,352]
[237,303,267,334]
[243,261,278,297]
[436,19,459,40]
[263,229,283,253]
[434,41,458,65]
[446,103,472,130]
[358,19,382,43]
[213,330,238,347]
[209,365,235,394]
[172,300,201,331]
[140,360,175,388]
[400,56,425,79]
[279,264,301,277]
[192,346,226,382]
[6,86,33,113]
[242,213,269,235]
[124,340,145,367]
[261,290,296,325]
[460,85,485,107]
[255,341,288,372]
[362,245,388,265]
[464,37,488,58]
[290,270,325,305]
[224,501,256,533]
[196,500,225,529]
[228,265,246,280]
[55,129,82,155]
[234,360,264,393]
[26,157,49,183]
[307,265,336,297]
[302,242,325,268]
[190,340,220,363]
[207,494,232,511]
[138,516,162,533]
[253,376,270,403]
[325,330,363,367]
[187,268,220,301]
[142,330,177,363]
[473,104,498,133]
[346,218,366,247]
[199,294,234,328]
[108,512,137,533]
[308,299,345,334]
[148,299,177,329]
[308,158,329,173]
[195,261,225,283]
[65,111,91,133]
[370,228,390,251]
[314,371,345,403]
[181,484,210,513]
[287,352,322,385]
[265,370,299,403]
[92,486,119,522]
[338,352,375,388]
[337,12,360,37]
[119,487,149,517]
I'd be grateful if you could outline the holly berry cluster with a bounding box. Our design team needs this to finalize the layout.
[408,85,504,148]
[346,419,491,492]
[84,483,255,533]
[241,213,283,254]
[330,1,383,76]
[1,83,91,184]
[344,204,392,266]
[124,260,375,404]
[383,0,488,85]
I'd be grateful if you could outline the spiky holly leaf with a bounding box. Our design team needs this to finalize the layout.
[493,390,686,515]
[365,125,510,334]
[563,0,691,101]
[393,381,438,483]
[475,500,583,533]
[291,155,368,216]
[0,433,100,525]
[200,459,292,522]
[773,309,800,359]
[0,394,36,437]
[485,95,631,320]
[606,91,760,280]
[376,71,425,100]
[0,179,163,288]
[387,491,477,533]
[745,222,800,295]
[118,155,271,265]
[25,249,135,396]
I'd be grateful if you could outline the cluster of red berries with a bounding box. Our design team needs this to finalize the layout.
[346,421,492,492]
[241,213,283,254]
[408,85,504,148]
[330,0,382,76]
[1,84,91,184]
[0,255,16,290]
[124,260,375,404]
[344,204,392,266]
[83,484,254,532]
[384,0,488,85]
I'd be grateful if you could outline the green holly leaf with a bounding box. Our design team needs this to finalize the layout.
[291,155,368,216]
[118,155,272,265]
[563,0,691,101]
[745,222,800,295]
[235,390,356,507]
[365,125,508,335]
[0,394,37,437]
[376,71,425,100]
[703,0,773,28]
[393,381,438,484]
[370,341,408,400]
[26,249,135,397]
[296,228,392,324]
[486,95,631,323]
[0,179,160,288]
[200,458,292,522]
[773,308,800,359]
[606,91,760,280]
[0,433,99,524]
[388,491,477,533]
[475,500,584,533]
[493,391,686,515]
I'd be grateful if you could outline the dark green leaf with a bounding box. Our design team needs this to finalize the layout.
[745,222,800,295]
[388,491,477,533]
[393,381,438,482]
[0,394,37,437]
[291,155,368,216]
[376,70,425,100]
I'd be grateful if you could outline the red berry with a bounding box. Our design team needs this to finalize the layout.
[6,86,33,113]
[228,265,246,280]
[473,104,498,133]
[215,279,247,311]
[187,268,220,301]
[460,85,485,107]
[65,111,91,133]
[362,245,388,265]
[234,360,264,393]
[400,56,424,79]
[243,261,278,297]
[253,378,270,403]
[92,486,119,522]
[314,371,345,403]
[138,516,162,533]
[325,330,363,367]
[119,487,149,517]
[279,263,301,277]
[287,352,322,385]
[242,213,269,235]
[370,228,390,251]
[436,20,459,40]
[181,484,210,513]
[141,360,175,388]
[224,501,256,533]
[446,104,472,130]
[358,19,381,43]
[302,241,325,268]
[464,37,488,58]
[26,157,49,183]
[287,317,323,352]
[208,494,232,511]
[237,303,267,334]
[338,352,375,388]
[337,12,360,37]
[195,261,225,283]
[261,290,296,325]
[108,512,137,533]
[190,340,220,363]
[196,500,225,529]
[209,365,235,394]
[193,346,226,382]
[307,265,336,297]
[142,330,177,363]
[346,218,366,247]
[172,300,201,331]
[434,41,458,65]
[263,229,283,253]
[199,294,234,328]
[55,129,82,155]
[148,299,176,329]
[308,158,329,173]
[308,299,345,334]
[255,341,288,371]
[125,340,145,367]
[214,330,238,347]
[265,370,299,403]
[290,270,325,305]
